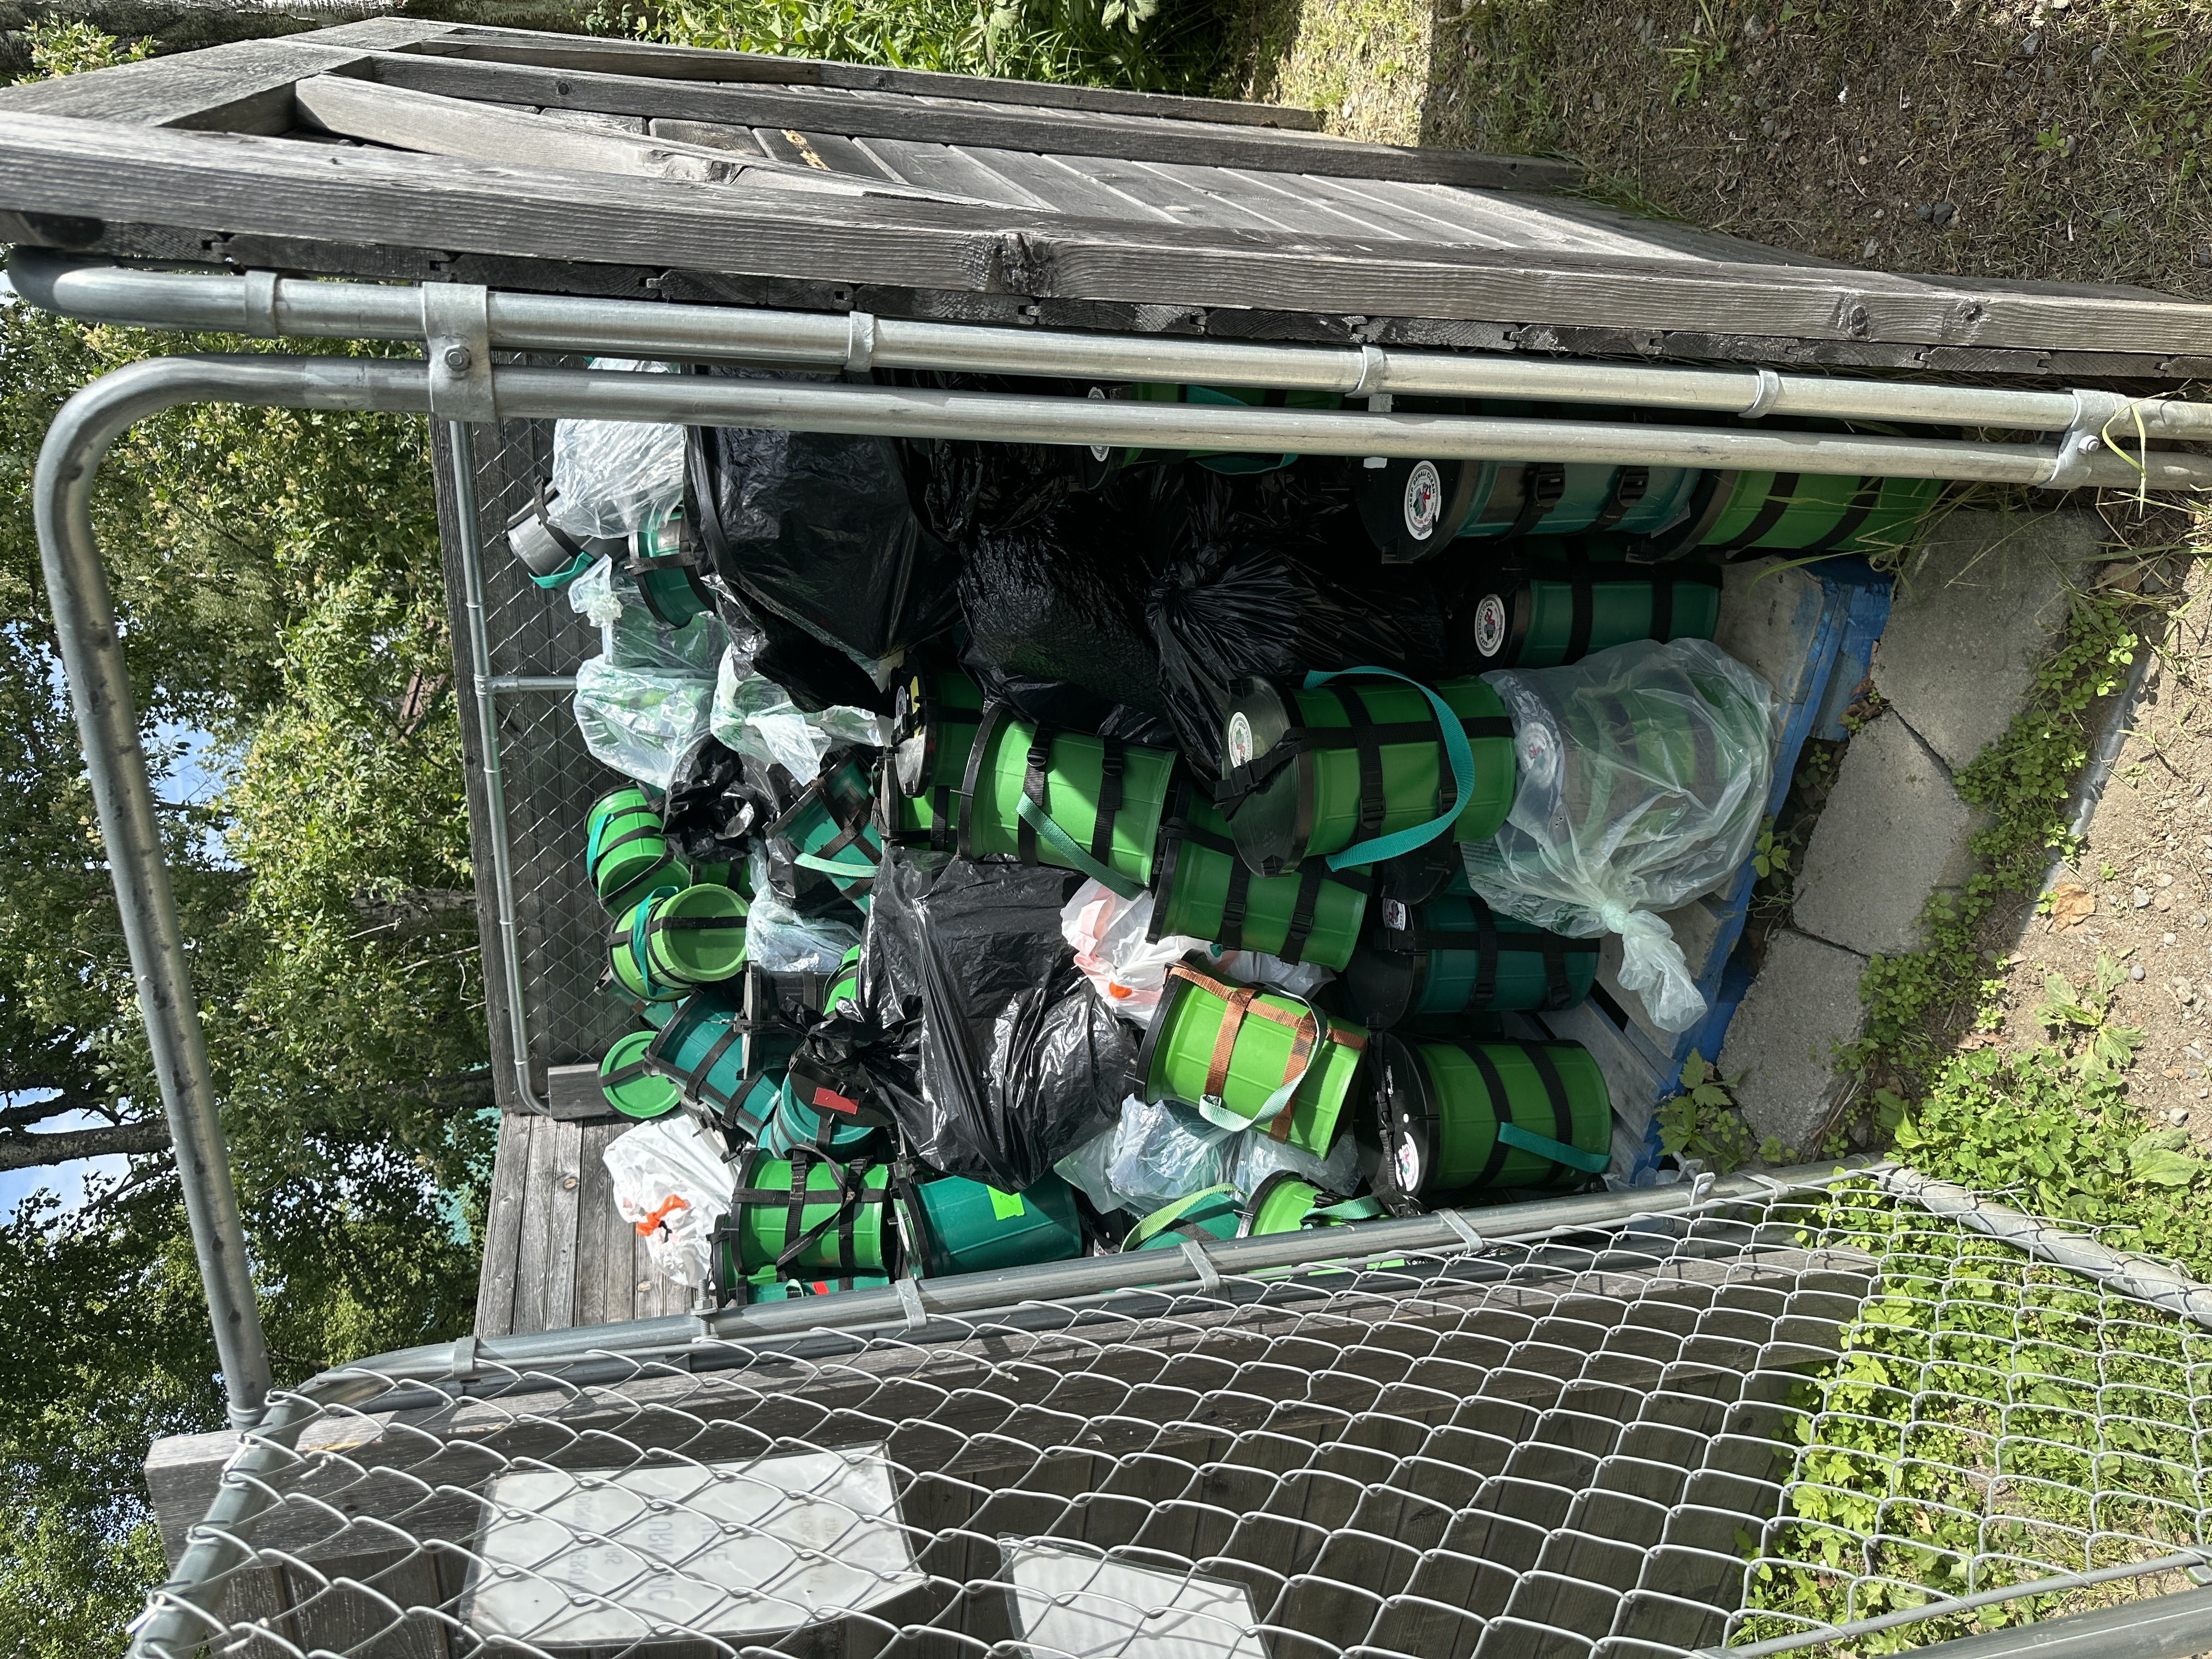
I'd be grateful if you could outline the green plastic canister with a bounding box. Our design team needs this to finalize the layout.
[957,703,1178,896]
[1357,1035,1611,1207]
[1342,893,1600,1028]
[1357,448,1707,562]
[586,787,674,904]
[902,1173,1085,1277]
[1079,383,1346,486]
[742,1271,891,1304]
[726,1152,893,1278]
[761,1076,881,1158]
[1135,958,1367,1156]
[597,1030,682,1120]
[1148,776,1368,969]
[1122,1183,1244,1251]
[626,504,713,628]
[891,665,985,801]
[1239,1171,1386,1237]
[1217,670,1516,877]
[642,884,749,985]
[1451,559,1723,672]
[1696,470,1945,557]
[766,758,883,898]
[610,885,687,1003]
[643,994,795,1140]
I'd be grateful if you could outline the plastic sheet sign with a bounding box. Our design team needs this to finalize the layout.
[467,1446,921,1643]
[1002,1539,1267,1658]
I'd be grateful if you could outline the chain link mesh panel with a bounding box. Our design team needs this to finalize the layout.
[442,408,636,1102]
[150,1173,2212,1658]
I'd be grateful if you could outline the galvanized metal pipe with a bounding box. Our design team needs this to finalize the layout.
[1880,1582,2212,1659]
[16,249,2212,450]
[33,357,428,1434]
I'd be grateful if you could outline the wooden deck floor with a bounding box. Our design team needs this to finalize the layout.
[475,1109,696,1336]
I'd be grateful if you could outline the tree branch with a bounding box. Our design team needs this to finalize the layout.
[0,1118,171,1172]
[0,1093,108,1133]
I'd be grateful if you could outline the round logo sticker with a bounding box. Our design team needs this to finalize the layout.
[1402,460,1443,541]
[1087,387,1113,464]
[1226,712,1255,770]
[1395,1127,1422,1194]
[1472,593,1509,659]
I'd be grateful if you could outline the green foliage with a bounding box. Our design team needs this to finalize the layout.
[606,0,1225,93]
[1655,1050,1761,1173]
[0,27,489,1655]
[10,19,149,83]
[1660,0,1730,105]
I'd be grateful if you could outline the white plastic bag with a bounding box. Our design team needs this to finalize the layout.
[1229,1127,1362,1200]
[1054,1121,1124,1217]
[603,1113,733,1291]
[573,657,716,792]
[744,888,864,974]
[546,359,687,539]
[1107,1096,1238,1209]
[1059,883,1336,1029]
[572,559,726,679]
[1464,639,1776,1033]
[712,643,889,784]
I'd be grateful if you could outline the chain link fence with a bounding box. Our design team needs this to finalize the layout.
[139,1165,2212,1658]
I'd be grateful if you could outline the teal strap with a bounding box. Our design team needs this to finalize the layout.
[628,886,681,997]
[1301,667,1476,872]
[529,546,597,589]
[1496,1121,1611,1175]
[795,850,878,877]
[1309,1194,1388,1224]
[1014,793,1144,900]
[1195,985,1328,1136]
[1121,1183,1237,1251]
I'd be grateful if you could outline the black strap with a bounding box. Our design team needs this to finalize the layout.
[1650,576,1675,644]
[1019,725,1056,868]
[1539,933,1572,1011]
[687,1020,744,1096]
[1564,577,1594,666]
[1584,465,1649,534]
[1463,1043,1516,1189]
[528,480,584,559]
[1714,472,1801,554]
[1328,681,1388,840]
[1218,854,1251,951]
[1797,477,1884,554]
[1524,1043,1578,1180]
[651,913,743,934]
[592,823,663,864]
[1470,896,1499,1009]
[1279,865,1325,967]
[1092,737,1125,868]
[1214,740,1299,819]
[1497,462,1565,542]
[932,784,953,853]
[603,1060,656,1087]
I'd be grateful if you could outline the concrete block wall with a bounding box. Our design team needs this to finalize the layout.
[1721,510,2091,1151]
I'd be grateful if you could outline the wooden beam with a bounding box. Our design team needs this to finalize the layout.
[293,73,991,204]
[377,25,1325,130]
[0,38,365,133]
[2,116,2209,356]
[349,50,1584,191]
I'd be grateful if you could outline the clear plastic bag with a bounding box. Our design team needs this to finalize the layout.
[571,559,727,679]
[573,657,717,792]
[1059,882,1336,1029]
[1463,638,1777,1033]
[744,888,864,975]
[547,359,687,540]
[1053,1119,1126,1217]
[1106,1096,1238,1210]
[1229,1126,1362,1200]
[603,1113,733,1290]
[712,643,887,785]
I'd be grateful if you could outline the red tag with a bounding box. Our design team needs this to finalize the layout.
[812,1085,859,1116]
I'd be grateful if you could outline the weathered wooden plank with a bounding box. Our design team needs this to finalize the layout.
[916,143,1178,221]
[539,1116,586,1332]
[473,1111,533,1339]
[507,1109,562,1337]
[544,1063,614,1120]
[390,26,1323,129]
[748,123,899,180]
[353,50,1583,190]
[1039,154,1300,234]
[843,137,1065,210]
[525,105,649,137]
[297,75,977,204]
[5,116,2209,356]
[0,38,365,133]
[575,1119,629,1329]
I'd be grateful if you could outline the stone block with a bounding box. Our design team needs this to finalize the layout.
[1714,557,1832,716]
[1872,509,2086,771]
[1718,929,1870,1154]
[1791,712,1982,958]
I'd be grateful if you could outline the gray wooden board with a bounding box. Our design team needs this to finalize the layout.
[746,123,900,180]
[1033,153,1306,234]
[351,50,1583,190]
[393,26,1323,129]
[507,1108,566,1337]
[541,1114,586,1332]
[575,1118,631,1329]
[893,142,1178,221]
[850,136,1066,208]
[7,114,2208,354]
[0,38,368,132]
[473,1110,533,1339]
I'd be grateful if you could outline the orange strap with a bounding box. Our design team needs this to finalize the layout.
[1168,962,1365,1142]
[635,1193,689,1237]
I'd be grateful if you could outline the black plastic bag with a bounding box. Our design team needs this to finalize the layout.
[795,853,1132,1190]
[662,734,763,866]
[959,504,1167,716]
[961,647,1179,750]
[1141,465,1448,771]
[687,365,962,669]
[712,588,893,717]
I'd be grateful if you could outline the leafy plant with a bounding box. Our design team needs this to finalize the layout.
[1656,1051,1760,1173]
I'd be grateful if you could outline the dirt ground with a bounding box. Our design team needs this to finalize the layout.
[1220,0,2212,300]
[2004,522,2212,1138]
